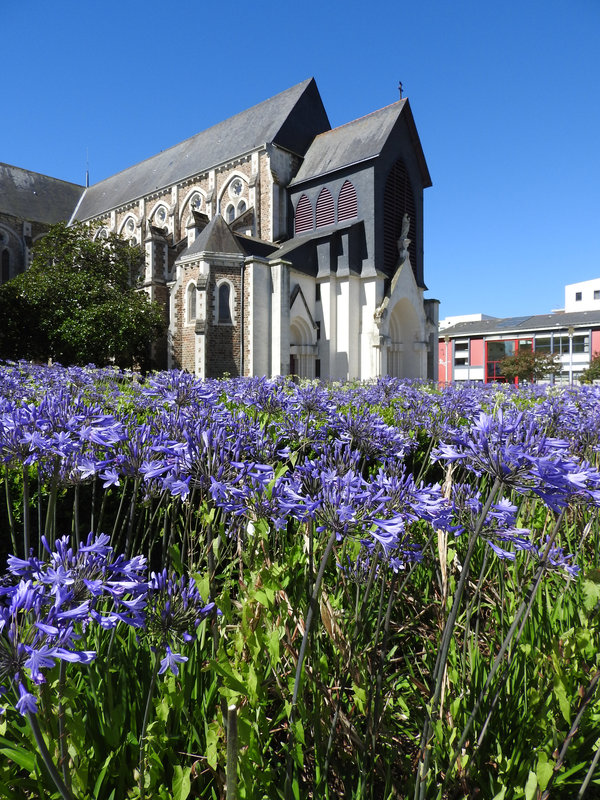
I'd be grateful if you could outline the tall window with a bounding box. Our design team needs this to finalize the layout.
[218,283,232,324]
[187,282,196,322]
[383,158,417,278]
[337,180,357,221]
[294,194,313,234]
[225,205,235,224]
[316,187,334,228]
[1,249,9,283]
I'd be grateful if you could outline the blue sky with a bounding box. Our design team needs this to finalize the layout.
[3,0,598,319]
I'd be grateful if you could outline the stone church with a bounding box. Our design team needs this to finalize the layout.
[0,78,439,381]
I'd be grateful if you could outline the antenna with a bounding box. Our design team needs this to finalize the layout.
[85,148,89,188]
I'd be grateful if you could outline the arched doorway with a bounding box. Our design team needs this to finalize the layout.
[290,317,316,378]
[387,299,423,378]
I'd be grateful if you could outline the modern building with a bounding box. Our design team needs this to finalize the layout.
[439,280,600,384]
[2,78,439,381]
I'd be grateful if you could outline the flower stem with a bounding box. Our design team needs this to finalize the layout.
[139,653,160,799]
[27,711,75,800]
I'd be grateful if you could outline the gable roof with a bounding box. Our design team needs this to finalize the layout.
[0,163,84,225]
[73,78,330,222]
[290,97,431,187]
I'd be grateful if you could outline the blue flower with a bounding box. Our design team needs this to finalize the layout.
[158,646,188,676]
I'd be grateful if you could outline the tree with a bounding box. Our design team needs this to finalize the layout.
[579,353,600,384]
[499,349,562,383]
[0,222,165,369]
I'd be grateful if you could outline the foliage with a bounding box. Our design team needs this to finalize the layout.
[0,223,165,369]
[580,352,600,384]
[499,348,562,383]
[0,365,600,798]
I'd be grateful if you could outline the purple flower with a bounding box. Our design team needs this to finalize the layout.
[15,683,38,716]
[158,646,188,676]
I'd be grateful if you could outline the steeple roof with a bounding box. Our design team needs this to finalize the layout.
[0,163,84,224]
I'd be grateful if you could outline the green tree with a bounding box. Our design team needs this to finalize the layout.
[579,352,600,384]
[499,349,562,383]
[0,222,165,369]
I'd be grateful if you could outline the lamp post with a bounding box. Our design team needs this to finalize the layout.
[568,326,574,385]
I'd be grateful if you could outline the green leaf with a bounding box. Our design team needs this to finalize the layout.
[536,752,554,791]
[553,674,572,724]
[0,747,36,774]
[172,765,191,800]
[524,770,538,800]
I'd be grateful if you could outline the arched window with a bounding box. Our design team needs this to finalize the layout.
[337,180,358,221]
[294,194,313,234]
[225,204,235,224]
[153,205,168,226]
[383,158,417,277]
[316,187,334,228]
[217,282,232,324]
[1,249,9,284]
[237,200,247,216]
[187,282,197,322]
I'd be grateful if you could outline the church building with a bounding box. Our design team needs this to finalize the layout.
[1,78,439,381]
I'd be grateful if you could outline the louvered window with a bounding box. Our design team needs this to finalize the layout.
[294,194,313,234]
[337,180,357,221]
[383,158,417,277]
[316,187,334,228]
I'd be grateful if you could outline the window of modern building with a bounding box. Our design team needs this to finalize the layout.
[217,282,233,324]
[573,334,590,354]
[294,195,313,234]
[316,187,334,228]
[454,340,469,366]
[594,290,600,300]
[337,180,358,221]
[534,336,552,353]
[575,292,582,301]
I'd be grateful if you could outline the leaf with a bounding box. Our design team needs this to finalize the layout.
[536,753,554,791]
[582,574,600,612]
[524,770,538,800]
[553,674,572,724]
[172,765,191,800]
[0,746,36,774]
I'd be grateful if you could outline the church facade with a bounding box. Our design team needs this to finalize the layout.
[2,78,439,381]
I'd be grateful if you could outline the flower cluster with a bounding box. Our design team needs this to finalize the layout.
[0,533,216,715]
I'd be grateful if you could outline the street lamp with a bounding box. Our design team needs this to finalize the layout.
[568,326,574,385]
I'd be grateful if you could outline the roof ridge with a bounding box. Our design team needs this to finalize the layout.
[314,98,405,139]
[86,78,315,190]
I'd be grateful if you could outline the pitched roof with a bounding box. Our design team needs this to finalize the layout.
[441,309,600,338]
[290,97,431,187]
[181,214,244,258]
[73,78,330,222]
[0,163,84,224]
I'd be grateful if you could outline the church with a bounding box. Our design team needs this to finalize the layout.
[0,78,439,381]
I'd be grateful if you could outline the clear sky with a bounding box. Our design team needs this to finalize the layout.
[3,0,598,320]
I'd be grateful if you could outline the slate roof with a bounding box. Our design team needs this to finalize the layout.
[0,163,84,224]
[290,97,431,187]
[177,215,278,260]
[73,78,330,222]
[441,310,600,338]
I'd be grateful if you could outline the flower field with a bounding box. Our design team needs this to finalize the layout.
[1,362,600,799]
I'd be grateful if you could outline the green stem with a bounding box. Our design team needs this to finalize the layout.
[4,465,18,555]
[26,711,75,800]
[415,476,502,800]
[139,653,160,799]
[285,529,337,800]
